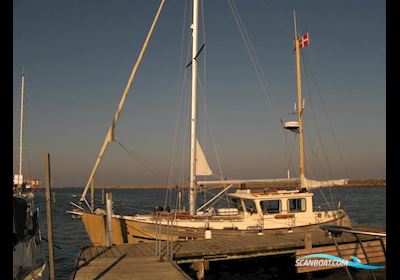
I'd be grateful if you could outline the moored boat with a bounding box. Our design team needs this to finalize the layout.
[13,72,49,279]
[70,1,351,246]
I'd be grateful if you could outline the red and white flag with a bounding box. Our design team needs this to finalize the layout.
[299,33,310,48]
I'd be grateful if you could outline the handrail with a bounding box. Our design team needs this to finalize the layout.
[320,225,385,280]
[320,225,386,237]
[155,212,174,260]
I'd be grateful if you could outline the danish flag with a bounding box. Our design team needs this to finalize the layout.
[299,33,310,48]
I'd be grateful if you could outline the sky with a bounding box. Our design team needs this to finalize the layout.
[13,0,385,187]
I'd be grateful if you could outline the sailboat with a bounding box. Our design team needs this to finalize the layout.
[69,1,351,246]
[13,72,49,279]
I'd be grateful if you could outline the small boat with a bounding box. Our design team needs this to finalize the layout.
[13,72,49,279]
[70,2,351,246]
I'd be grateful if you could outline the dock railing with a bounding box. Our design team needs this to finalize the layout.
[319,225,386,280]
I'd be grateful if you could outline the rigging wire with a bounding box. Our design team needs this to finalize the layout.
[303,50,351,179]
[300,53,335,207]
[197,75,225,179]
[178,78,192,205]
[200,0,208,187]
[13,77,22,174]
[165,0,191,208]
[227,0,296,175]
[302,55,334,180]
[166,72,191,208]
[25,80,35,180]
[116,140,166,181]
[259,0,294,38]
[286,132,299,179]
[227,1,290,130]
[227,0,284,126]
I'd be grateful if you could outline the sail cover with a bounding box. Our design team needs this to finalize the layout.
[196,139,213,176]
[301,174,348,189]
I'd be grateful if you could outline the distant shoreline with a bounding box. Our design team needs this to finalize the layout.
[53,178,385,189]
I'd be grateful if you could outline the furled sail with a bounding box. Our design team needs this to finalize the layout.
[196,139,213,176]
[301,174,348,189]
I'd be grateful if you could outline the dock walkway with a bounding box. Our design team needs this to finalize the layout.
[72,225,385,279]
[72,244,190,280]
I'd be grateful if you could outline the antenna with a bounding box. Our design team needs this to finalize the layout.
[293,10,297,37]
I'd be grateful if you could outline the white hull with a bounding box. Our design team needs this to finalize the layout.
[13,238,49,280]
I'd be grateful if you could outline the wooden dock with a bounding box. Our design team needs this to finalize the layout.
[72,244,190,279]
[72,225,385,279]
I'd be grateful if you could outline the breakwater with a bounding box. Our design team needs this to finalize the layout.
[86,178,385,189]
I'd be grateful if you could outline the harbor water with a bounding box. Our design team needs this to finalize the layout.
[34,186,385,279]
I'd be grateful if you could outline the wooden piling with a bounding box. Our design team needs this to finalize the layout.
[190,261,205,280]
[178,187,182,210]
[44,153,55,280]
[304,232,312,249]
[101,187,105,205]
[52,190,56,204]
[106,192,113,247]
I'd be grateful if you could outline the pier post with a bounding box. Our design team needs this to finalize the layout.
[177,186,182,210]
[304,232,312,249]
[101,187,105,205]
[44,153,56,280]
[106,192,113,247]
[190,261,205,280]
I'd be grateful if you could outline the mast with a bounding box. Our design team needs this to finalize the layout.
[189,0,199,215]
[18,72,25,187]
[293,11,306,186]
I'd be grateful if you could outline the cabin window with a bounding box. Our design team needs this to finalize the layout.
[288,198,306,212]
[230,198,242,210]
[243,199,257,214]
[260,200,281,214]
